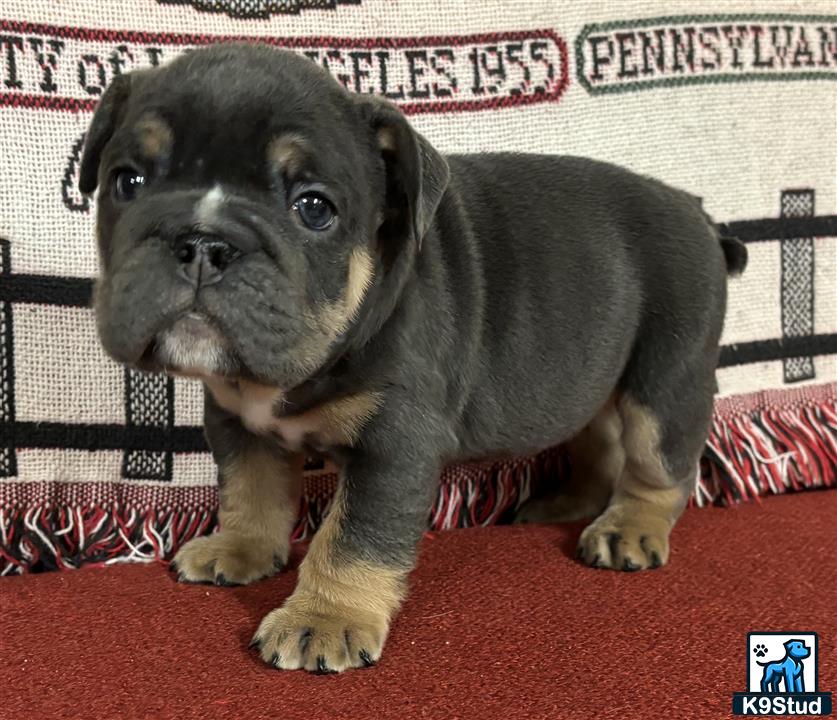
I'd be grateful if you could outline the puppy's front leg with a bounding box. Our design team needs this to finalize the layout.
[173,398,302,586]
[253,450,437,673]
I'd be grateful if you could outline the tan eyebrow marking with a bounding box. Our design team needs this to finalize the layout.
[268,133,310,178]
[135,113,173,160]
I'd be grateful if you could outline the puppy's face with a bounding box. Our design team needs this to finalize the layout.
[81,45,448,389]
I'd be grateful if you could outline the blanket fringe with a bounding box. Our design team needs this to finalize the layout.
[0,504,217,575]
[1,399,833,574]
[698,400,836,506]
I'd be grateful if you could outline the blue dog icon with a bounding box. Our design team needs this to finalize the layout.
[758,639,810,693]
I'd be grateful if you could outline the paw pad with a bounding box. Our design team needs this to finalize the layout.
[753,644,768,657]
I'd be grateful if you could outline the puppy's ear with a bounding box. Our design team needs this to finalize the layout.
[356,96,449,252]
[79,74,132,195]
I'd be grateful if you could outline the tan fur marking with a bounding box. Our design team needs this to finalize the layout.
[295,247,375,375]
[218,447,302,541]
[268,133,309,178]
[618,395,678,500]
[296,488,406,620]
[576,395,690,570]
[345,248,375,320]
[206,378,380,451]
[265,390,382,451]
[312,391,383,447]
[317,247,375,337]
[136,114,173,160]
[173,446,302,584]
[376,126,398,153]
[253,485,406,671]
[205,378,284,435]
[577,396,625,486]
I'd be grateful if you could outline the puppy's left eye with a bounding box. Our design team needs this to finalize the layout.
[292,193,336,231]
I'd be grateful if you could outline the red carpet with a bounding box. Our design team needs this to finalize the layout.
[2,492,835,720]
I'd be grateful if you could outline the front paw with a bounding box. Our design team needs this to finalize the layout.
[251,597,387,673]
[172,531,287,586]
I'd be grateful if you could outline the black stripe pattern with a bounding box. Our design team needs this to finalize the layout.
[123,370,176,480]
[0,240,17,477]
[718,214,837,243]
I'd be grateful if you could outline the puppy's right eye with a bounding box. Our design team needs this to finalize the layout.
[113,168,146,202]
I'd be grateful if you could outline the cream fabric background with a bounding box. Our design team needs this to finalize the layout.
[0,0,833,510]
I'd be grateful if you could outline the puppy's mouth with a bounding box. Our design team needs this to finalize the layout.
[140,312,238,379]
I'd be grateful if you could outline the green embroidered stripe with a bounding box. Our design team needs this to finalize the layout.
[575,13,837,95]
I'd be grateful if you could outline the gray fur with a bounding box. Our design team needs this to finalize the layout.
[83,44,745,574]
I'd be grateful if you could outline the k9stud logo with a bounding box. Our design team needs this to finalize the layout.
[733,633,832,716]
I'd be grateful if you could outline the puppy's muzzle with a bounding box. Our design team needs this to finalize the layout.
[171,231,241,287]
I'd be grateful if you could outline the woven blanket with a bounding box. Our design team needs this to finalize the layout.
[0,0,835,573]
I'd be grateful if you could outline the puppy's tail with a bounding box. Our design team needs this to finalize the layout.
[720,235,748,277]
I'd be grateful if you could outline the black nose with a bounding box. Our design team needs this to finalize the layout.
[171,233,238,287]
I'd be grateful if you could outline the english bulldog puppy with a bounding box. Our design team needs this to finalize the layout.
[81,44,746,673]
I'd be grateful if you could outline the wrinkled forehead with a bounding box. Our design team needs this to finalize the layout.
[111,59,365,187]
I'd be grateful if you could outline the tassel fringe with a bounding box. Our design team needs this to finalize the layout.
[697,399,836,506]
[1,396,834,574]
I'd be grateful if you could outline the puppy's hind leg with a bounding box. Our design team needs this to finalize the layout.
[515,398,623,524]
[577,287,722,570]
[576,364,714,571]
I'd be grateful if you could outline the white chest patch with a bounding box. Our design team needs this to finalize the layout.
[206,379,281,434]
[204,379,326,451]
